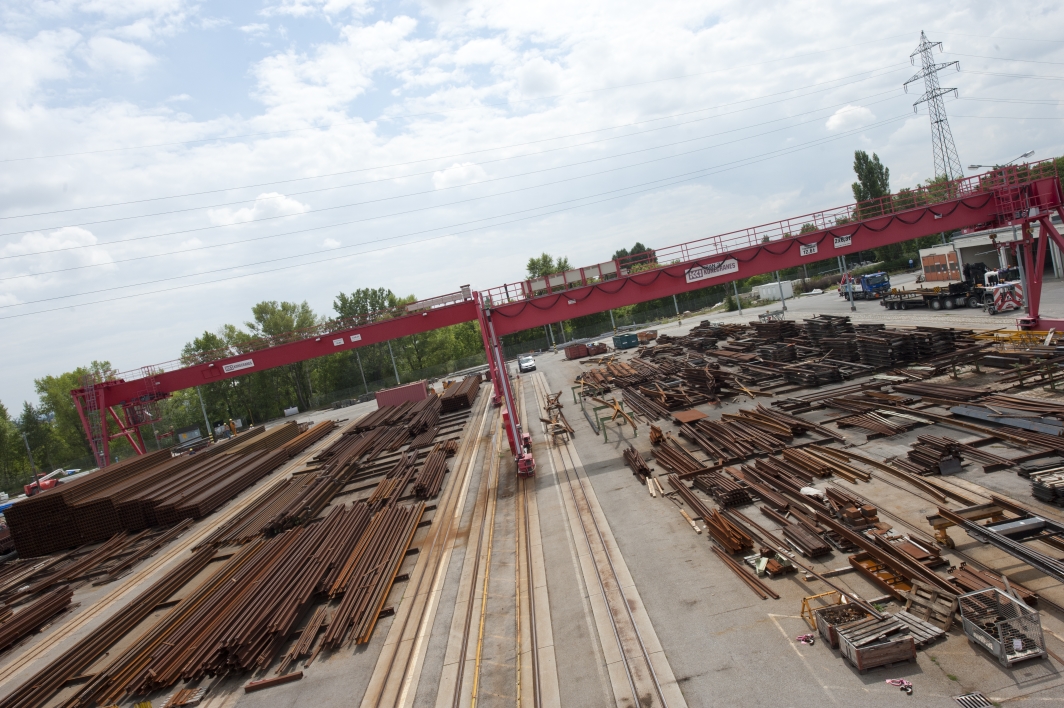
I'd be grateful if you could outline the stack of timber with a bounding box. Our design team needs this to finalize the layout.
[1031,468,1064,506]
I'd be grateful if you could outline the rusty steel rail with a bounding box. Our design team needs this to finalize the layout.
[0,586,73,654]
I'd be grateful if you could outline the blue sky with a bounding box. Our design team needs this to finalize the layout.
[1,0,1063,407]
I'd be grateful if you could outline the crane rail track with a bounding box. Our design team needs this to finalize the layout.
[530,373,675,708]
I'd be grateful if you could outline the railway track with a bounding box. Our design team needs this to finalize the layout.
[0,427,343,694]
[530,373,685,708]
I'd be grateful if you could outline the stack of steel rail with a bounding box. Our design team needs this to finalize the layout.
[69,499,424,705]
[0,586,73,654]
[758,506,831,557]
[413,443,449,498]
[367,451,419,508]
[666,474,753,553]
[653,437,708,475]
[6,424,308,558]
[322,502,424,648]
[891,381,989,402]
[0,547,217,708]
[623,445,652,481]
[835,410,916,437]
[621,387,671,422]
[280,420,337,457]
[692,471,751,507]
[441,376,482,412]
[195,474,321,548]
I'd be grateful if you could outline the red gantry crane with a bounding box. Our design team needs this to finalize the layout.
[72,163,1064,474]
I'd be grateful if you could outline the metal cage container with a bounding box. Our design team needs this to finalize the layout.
[959,588,1046,667]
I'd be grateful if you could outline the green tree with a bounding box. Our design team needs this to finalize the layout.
[245,301,319,410]
[851,151,901,262]
[0,401,29,494]
[17,402,55,473]
[334,288,403,322]
[612,242,652,261]
[851,150,891,204]
[33,365,105,464]
[526,253,571,279]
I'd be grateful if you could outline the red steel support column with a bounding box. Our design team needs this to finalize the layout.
[473,293,501,406]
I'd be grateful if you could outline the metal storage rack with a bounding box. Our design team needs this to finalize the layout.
[959,588,1046,667]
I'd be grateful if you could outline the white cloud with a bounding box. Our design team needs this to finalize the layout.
[0,29,80,107]
[261,0,371,18]
[208,193,310,225]
[322,238,341,248]
[432,162,488,190]
[516,56,562,96]
[83,36,156,76]
[825,105,876,131]
[240,23,269,35]
[0,227,116,289]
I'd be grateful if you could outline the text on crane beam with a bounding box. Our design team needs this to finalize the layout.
[685,259,739,283]
[800,243,818,257]
[222,359,255,374]
[833,235,852,249]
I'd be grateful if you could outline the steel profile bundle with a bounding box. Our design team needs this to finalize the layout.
[72,502,400,705]
[280,420,337,457]
[653,437,708,475]
[367,450,419,508]
[413,443,449,498]
[666,474,753,553]
[623,446,652,481]
[5,450,171,557]
[323,501,425,647]
[0,546,217,708]
[692,471,751,507]
[0,585,73,654]
[441,376,482,412]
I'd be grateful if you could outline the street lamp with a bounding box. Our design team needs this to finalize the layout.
[968,150,1035,171]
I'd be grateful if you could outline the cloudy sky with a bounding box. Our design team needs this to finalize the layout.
[1,0,1063,407]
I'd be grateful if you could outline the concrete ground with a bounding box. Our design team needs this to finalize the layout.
[7,279,1064,708]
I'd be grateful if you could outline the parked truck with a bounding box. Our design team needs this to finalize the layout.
[880,263,1024,315]
[839,271,891,300]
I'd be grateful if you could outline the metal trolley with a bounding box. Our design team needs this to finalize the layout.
[958,588,1046,667]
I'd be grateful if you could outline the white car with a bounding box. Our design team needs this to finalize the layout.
[517,355,536,372]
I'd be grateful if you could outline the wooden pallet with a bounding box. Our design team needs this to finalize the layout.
[893,610,947,647]
[903,581,958,631]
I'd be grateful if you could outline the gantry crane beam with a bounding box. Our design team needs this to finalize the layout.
[72,163,1064,469]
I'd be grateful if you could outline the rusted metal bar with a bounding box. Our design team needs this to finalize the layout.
[245,671,303,692]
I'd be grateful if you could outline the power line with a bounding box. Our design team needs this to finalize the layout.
[0,114,912,317]
[946,52,1064,66]
[961,70,1064,81]
[0,96,906,281]
[0,34,914,164]
[0,93,908,258]
[0,87,907,240]
[0,65,910,222]
[937,31,1064,44]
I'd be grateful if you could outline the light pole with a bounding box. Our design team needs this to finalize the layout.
[968,150,1034,171]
